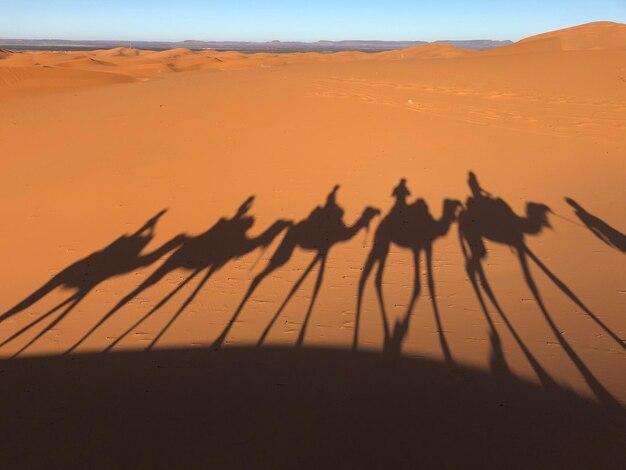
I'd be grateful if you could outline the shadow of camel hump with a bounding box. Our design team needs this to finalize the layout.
[565,197,626,252]
[68,197,292,354]
[0,209,186,357]
[355,178,461,359]
[458,171,623,408]
[214,185,380,349]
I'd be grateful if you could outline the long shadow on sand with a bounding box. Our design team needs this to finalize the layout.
[355,179,461,361]
[458,172,624,408]
[214,185,379,349]
[0,346,623,469]
[0,210,185,357]
[565,197,626,252]
[68,197,291,353]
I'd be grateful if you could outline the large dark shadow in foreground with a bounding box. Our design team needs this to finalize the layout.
[0,347,623,469]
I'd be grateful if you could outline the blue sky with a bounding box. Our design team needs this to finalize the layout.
[2,0,625,42]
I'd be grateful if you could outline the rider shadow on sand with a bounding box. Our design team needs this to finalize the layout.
[355,179,461,360]
[0,210,185,357]
[68,197,292,354]
[565,197,626,253]
[214,185,380,349]
[458,171,623,408]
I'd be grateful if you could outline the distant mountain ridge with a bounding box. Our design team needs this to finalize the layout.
[0,38,512,53]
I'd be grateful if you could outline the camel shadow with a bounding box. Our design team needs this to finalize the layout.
[0,210,184,357]
[565,197,626,252]
[68,197,292,353]
[458,171,623,408]
[355,178,461,360]
[214,185,380,349]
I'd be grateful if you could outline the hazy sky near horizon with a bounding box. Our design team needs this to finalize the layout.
[2,0,626,42]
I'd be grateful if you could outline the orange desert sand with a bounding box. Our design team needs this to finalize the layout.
[1,21,625,467]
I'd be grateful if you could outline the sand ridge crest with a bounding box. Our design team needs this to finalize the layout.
[519,21,626,51]
[486,21,626,55]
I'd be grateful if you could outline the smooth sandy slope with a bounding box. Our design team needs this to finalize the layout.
[0,21,625,467]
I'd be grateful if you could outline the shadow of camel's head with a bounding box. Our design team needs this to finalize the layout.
[527,202,553,229]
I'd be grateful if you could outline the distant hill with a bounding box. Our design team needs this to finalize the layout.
[0,38,512,53]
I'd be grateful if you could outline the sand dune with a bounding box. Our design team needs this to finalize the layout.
[94,46,144,57]
[0,65,136,93]
[519,21,626,51]
[146,47,195,59]
[2,21,623,94]
[0,22,624,464]
[377,43,477,59]
[486,21,626,55]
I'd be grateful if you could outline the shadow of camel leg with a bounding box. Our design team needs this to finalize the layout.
[66,262,180,354]
[354,248,381,351]
[13,292,87,358]
[0,278,61,323]
[218,230,299,349]
[460,228,557,387]
[517,248,618,408]
[148,267,216,351]
[384,247,422,355]
[468,257,511,376]
[426,245,454,367]
[525,246,624,350]
[475,256,556,386]
[296,254,327,348]
[0,294,76,349]
[103,268,203,352]
[374,245,391,347]
[405,247,422,317]
[459,226,510,375]
[256,255,320,348]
